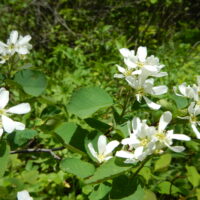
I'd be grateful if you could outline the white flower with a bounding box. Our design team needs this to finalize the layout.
[153,111,190,152]
[17,190,33,200]
[116,117,156,163]
[0,30,32,63]
[179,102,200,139]
[174,76,200,103]
[6,30,32,55]
[0,88,31,134]
[115,47,167,78]
[88,135,119,163]
[173,82,196,99]
[126,76,168,110]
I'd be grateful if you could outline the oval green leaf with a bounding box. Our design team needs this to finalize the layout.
[67,87,113,119]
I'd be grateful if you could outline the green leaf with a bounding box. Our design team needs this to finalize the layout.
[156,181,180,194]
[116,122,129,138]
[85,118,111,132]
[139,167,152,184]
[171,94,188,109]
[8,129,37,147]
[84,158,133,184]
[143,190,157,200]
[55,122,88,154]
[110,175,144,199]
[196,188,200,200]
[89,183,111,200]
[14,69,47,96]
[60,158,95,179]
[67,87,113,119]
[0,141,10,177]
[186,165,200,187]
[154,154,171,171]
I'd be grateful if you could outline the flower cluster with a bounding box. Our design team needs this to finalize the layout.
[114,47,168,110]
[174,76,200,138]
[116,111,190,163]
[87,46,194,165]
[88,112,190,164]
[0,30,32,64]
[0,87,31,137]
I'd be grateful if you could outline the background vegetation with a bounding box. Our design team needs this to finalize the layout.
[0,0,200,199]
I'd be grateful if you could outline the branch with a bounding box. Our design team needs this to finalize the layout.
[10,146,65,160]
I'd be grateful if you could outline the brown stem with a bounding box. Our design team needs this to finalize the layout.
[10,146,65,160]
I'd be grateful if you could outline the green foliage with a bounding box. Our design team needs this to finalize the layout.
[60,158,95,179]
[186,165,200,187]
[14,69,47,96]
[55,122,88,154]
[154,154,172,171]
[0,141,10,177]
[85,158,133,184]
[67,87,113,119]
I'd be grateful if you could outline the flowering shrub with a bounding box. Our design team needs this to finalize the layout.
[0,30,200,200]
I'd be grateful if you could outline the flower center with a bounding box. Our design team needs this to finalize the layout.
[0,109,6,115]
[136,61,144,68]
[124,69,133,76]
[140,138,149,147]
[155,132,166,141]
[97,154,105,163]
[190,115,197,122]
[8,43,15,50]
[136,88,144,95]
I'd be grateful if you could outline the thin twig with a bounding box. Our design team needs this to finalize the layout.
[132,156,151,179]
[10,146,65,160]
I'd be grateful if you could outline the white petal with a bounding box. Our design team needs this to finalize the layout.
[143,96,161,110]
[104,156,113,161]
[9,30,18,44]
[7,103,31,114]
[158,111,172,132]
[152,86,168,95]
[143,65,158,72]
[0,128,3,137]
[153,72,168,77]
[124,59,137,69]
[18,35,31,45]
[2,115,16,133]
[0,88,9,109]
[116,150,135,159]
[98,135,107,155]
[173,86,184,97]
[17,47,29,55]
[121,138,133,145]
[167,145,185,153]
[119,48,131,57]
[88,143,98,159]
[114,74,124,79]
[188,102,195,115]
[171,134,191,141]
[137,46,147,62]
[134,146,144,159]
[17,190,33,200]
[178,116,190,120]
[104,140,119,156]
[191,123,200,139]
[132,69,141,75]
[14,122,25,130]
[116,65,125,73]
